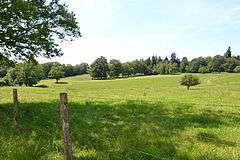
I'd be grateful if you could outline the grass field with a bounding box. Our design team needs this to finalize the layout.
[0,73,240,160]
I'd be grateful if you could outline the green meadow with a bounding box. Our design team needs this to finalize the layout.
[0,73,239,160]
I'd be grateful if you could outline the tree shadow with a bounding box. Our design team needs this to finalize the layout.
[0,100,239,159]
[196,132,236,147]
[55,82,68,84]
[34,84,48,88]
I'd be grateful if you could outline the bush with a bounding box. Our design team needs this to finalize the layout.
[181,75,200,90]
[234,66,240,73]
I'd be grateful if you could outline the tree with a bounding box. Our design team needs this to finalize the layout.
[41,62,61,79]
[180,57,189,73]
[224,46,232,58]
[153,62,169,74]
[198,66,210,74]
[181,75,200,90]
[73,63,89,75]
[223,57,239,72]
[63,64,74,77]
[208,55,226,72]
[122,62,133,77]
[0,0,81,60]
[164,56,169,62]
[4,67,19,85]
[109,59,122,78]
[234,66,240,73]
[48,65,64,83]
[168,63,178,74]
[131,60,150,75]
[90,56,109,79]
[21,62,43,86]
[0,65,7,78]
[188,57,207,73]
[6,61,43,86]
[170,52,177,63]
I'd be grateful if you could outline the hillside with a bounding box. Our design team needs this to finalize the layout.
[0,73,240,159]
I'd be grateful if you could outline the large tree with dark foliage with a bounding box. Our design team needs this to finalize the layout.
[0,0,81,60]
[5,61,43,86]
[109,59,122,78]
[90,56,109,79]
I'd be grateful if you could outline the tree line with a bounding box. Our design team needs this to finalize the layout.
[90,47,240,79]
[0,61,88,86]
[1,46,240,86]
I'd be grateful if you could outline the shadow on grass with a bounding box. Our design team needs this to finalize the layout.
[196,132,236,147]
[34,84,48,88]
[55,82,68,84]
[0,100,238,160]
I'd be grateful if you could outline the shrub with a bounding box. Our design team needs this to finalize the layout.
[181,75,200,90]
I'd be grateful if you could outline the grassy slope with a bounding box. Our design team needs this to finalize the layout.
[0,73,239,159]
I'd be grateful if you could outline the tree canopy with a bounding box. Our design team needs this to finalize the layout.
[48,65,64,83]
[0,0,81,60]
[90,56,109,80]
[181,75,200,90]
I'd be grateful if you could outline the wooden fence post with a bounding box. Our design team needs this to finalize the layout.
[13,89,18,126]
[60,93,73,160]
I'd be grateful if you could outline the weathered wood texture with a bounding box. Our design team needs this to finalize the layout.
[60,93,73,160]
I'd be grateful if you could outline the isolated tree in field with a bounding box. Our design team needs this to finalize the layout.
[48,65,64,83]
[234,66,240,73]
[41,62,61,79]
[90,56,109,79]
[109,59,122,78]
[181,75,200,90]
[0,0,81,60]
[224,46,232,58]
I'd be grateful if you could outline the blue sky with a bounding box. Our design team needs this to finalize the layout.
[39,0,240,64]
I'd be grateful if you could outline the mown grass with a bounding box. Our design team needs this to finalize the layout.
[0,73,239,159]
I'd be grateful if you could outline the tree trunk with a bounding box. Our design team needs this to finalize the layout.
[187,86,190,90]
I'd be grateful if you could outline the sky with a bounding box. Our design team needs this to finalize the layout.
[38,0,240,65]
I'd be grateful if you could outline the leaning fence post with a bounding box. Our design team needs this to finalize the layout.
[59,93,73,160]
[13,89,18,126]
